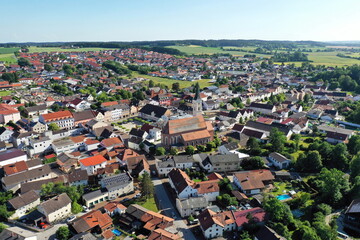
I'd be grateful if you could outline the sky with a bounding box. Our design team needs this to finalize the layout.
[1,0,360,43]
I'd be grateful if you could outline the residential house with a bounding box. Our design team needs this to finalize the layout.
[198,209,236,239]
[139,104,171,121]
[344,198,360,234]
[0,227,38,240]
[318,125,354,144]
[24,105,48,118]
[249,102,276,114]
[79,155,107,175]
[176,196,208,217]
[8,190,40,219]
[268,152,290,169]
[233,207,266,230]
[39,110,74,129]
[103,202,127,216]
[73,110,95,127]
[233,170,274,195]
[255,226,286,240]
[71,210,113,239]
[0,149,28,167]
[67,169,88,186]
[0,104,21,123]
[206,154,243,172]
[100,172,134,199]
[126,155,150,176]
[37,193,72,223]
[0,126,14,142]
[2,164,53,192]
[155,157,176,177]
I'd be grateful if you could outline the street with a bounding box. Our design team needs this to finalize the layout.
[153,178,196,240]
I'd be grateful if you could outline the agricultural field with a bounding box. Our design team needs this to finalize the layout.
[27,46,114,53]
[0,53,18,64]
[130,71,213,89]
[0,91,13,96]
[168,45,360,66]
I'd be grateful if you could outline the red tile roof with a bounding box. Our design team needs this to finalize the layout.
[79,155,107,167]
[41,110,73,122]
[233,207,266,227]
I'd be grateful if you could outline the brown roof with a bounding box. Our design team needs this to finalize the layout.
[103,202,127,213]
[72,210,113,233]
[233,170,274,191]
[8,190,39,209]
[194,180,219,194]
[181,129,211,141]
[198,209,235,231]
[101,137,123,148]
[148,228,182,240]
[2,164,52,186]
[67,169,88,183]
[164,115,207,135]
[3,161,28,176]
[126,155,150,172]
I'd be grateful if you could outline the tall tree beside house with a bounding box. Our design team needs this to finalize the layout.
[17,57,31,67]
[56,226,71,240]
[155,147,166,156]
[241,156,265,170]
[170,147,178,155]
[140,172,154,199]
[185,145,195,155]
[48,122,60,131]
[347,135,360,155]
[350,153,360,180]
[296,151,323,173]
[44,64,53,72]
[246,137,259,150]
[148,80,155,88]
[172,82,180,92]
[292,134,301,151]
[269,128,286,153]
[71,202,83,214]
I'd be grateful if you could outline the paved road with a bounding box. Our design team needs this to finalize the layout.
[153,178,196,240]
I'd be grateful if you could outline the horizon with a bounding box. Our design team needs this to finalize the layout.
[1,0,360,43]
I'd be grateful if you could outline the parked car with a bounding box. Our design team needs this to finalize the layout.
[121,198,130,203]
[134,193,141,199]
[66,215,76,223]
[83,206,89,212]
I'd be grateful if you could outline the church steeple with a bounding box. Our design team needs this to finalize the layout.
[192,83,203,116]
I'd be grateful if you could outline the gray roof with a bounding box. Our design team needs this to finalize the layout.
[101,172,132,190]
[39,193,71,215]
[25,104,47,113]
[177,196,207,209]
[208,153,240,164]
[269,152,289,163]
[173,155,194,164]
[82,189,106,201]
[0,227,37,240]
[2,164,52,186]
[8,190,39,209]
[139,104,168,118]
[345,198,360,214]
[318,125,353,136]
[68,169,88,183]
[156,159,175,168]
[69,232,97,240]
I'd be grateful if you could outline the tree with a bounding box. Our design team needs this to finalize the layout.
[169,147,178,156]
[0,223,6,233]
[140,171,154,199]
[246,137,259,150]
[48,123,60,131]
[241,156,265,170]
[185,145,195,155]
[206,141,216,151]
[156,147,166,156]
[44,64,53,72]
[246,98,251,105]
[350,153,360,179]
[296,151,322,172]
[348,135,360,155]
[0,204,12,220]
[172,82,180,92]
[316,168,350,207]
[17,57,31,67]
[148,80,155,88]
[331,143,349,170]
[269,128,286,153]
[263,197,293,225]
[292,134,301,151]
[196,145,206,152]
[56,226,70,240]
[71,202,83,214]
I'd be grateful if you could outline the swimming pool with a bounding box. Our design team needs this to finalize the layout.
[276,194,292,201]
[112,229,122,236]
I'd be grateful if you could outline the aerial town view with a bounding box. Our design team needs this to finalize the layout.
[1,0,360,240]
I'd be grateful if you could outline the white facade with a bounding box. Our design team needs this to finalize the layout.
[149,128,161,141]
[38,202,71,223]
[80,161,107,175]
[11,198,40,219]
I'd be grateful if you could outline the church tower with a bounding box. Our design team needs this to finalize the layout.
[192,83,203,116]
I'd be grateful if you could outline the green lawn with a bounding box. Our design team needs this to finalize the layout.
[0,91,13,96]
[27,46,114,53]
[0,53,17,64]
[271,182,293,196]
[131,71,213,89]
[138,197,158,212]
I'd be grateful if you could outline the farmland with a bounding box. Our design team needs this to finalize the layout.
[167,45,360,66]
[130,71,213,89]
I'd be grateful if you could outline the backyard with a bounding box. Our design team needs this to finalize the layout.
[125,197,158,212]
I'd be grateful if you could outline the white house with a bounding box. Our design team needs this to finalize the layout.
[8,190,40,219]
[268,152,290,169]
[37,193,72,223]
[176,197,208,217]
[198,209,236,239]
[0,127,13,142]
[79,155,107,175]
[0,149,28,167]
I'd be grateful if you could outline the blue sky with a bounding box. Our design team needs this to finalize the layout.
[1,0,359,43]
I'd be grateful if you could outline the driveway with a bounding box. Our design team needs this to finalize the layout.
[153,178,196,240]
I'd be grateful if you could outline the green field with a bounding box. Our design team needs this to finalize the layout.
[0,47,20,54]
[168,45,360,66]
[168,45,271,58]
[0,91,13,96]
[131,71,213,88]
[0,53,17,64]
[27,46,114,53]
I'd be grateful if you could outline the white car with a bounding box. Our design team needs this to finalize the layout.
[82,206,89,212]
[66,215,76,223]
